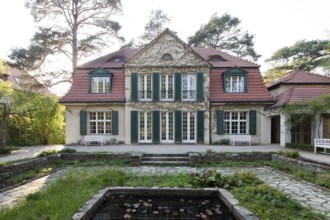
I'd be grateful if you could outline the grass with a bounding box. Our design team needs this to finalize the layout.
[0,167,325,220]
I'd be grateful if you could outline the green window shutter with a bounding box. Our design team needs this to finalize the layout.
[152,111,160,144]
[216,110,224,135]
[152,72,160,102]
[131,73,138,101]
[174,73,182,102]
[131,111,138,144]
[249,110,257,135]
[244,76,248,93]
[196,72,204,102]
[174,110,182,143]
[80,110,87,135]
[197,111,204,143]
[112,111,118,135]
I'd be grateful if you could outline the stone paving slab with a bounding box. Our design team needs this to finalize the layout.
[0,166,329,219]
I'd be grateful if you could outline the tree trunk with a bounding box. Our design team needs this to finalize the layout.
[71,0,79,75]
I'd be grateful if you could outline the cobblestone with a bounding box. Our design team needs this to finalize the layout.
[0,166,329,219]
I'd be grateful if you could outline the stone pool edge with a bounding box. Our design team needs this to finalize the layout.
[71,187,258,220]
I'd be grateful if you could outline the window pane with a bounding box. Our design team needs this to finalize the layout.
[224,111,247,134]
[98,112,104,120]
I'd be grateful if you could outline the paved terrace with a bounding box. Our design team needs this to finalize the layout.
[1,144,329,166]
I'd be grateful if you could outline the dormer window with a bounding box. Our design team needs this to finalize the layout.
[208,55,226,62]
[222,67,247,93]
[89,68,112,94]
[161,53,174,61]
[107,56,125,63]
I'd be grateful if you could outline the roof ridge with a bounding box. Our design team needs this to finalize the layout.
[284,88,294,105]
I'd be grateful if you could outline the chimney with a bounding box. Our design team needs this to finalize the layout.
[2,73,9,81]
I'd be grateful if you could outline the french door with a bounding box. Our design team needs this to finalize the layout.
[182,112,196,143]
[139,112,152,143]
[161,112,174,143]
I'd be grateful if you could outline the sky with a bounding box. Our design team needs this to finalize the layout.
[0,0,329,82]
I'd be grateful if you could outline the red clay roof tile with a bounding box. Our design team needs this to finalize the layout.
[267,86,330,109]
[267,70,330,90]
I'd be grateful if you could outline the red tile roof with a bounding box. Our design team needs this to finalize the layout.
[267,86,330,109]
[267,70,330,90]
[210,68,274,103]
[193,48,259,68]
[62,47,266,103]
[61,69,125,103]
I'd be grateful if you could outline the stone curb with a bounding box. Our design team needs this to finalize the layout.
[72,187,259,220]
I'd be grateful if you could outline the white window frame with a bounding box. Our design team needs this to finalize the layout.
[182,74,196,101]
[139,112,152,143]
[224,111,247,134]
[160,75,174,101]
[139,74,152,101]
[182,112,196,143]
[225,76,245,93]
[91,77,111,93]
[161,112,174,143]
[89,112,112,134]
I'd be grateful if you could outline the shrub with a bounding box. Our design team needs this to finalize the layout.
[278,150,299,158]
[189,170,261,189]
[0,145,15,155]
[206,148,215,154]
[38,150,58,157]
[59,148,76,153]
[214,139,230,145]
[285,143,314,152]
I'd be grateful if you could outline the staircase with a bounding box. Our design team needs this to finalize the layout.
[141,153,190,166]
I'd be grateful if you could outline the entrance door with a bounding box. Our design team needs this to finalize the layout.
[182,112,195,143]
[161,112,174,143]
[139,112,152,143]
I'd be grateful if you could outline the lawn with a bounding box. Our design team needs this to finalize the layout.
[0,167,325,220]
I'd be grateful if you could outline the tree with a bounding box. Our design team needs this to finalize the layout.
[264,40,330,83]
[138,9,171,46]
[0,60,7,75]
[0,82,65,145]
[187,13,260,61]
[10,0,123,87]
[120,9,172,48]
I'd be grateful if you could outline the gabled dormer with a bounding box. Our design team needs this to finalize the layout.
[222,67,247,93]
[88,68,113,94]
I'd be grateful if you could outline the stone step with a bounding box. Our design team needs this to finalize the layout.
[142,154,188,157]
[142,157,189,161]
[141,161,190,166]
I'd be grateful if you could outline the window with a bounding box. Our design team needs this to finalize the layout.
[89,68,112,94]
[224,112,247,134]
[224,76,245,93]
[139,112,152,143]
[89,112,112,134]
[222,67,247,93]
[161,53,174,61]
[182,74,196,101]
[161,75,174,101]
[139,74,152,101]
[91,77,111,93]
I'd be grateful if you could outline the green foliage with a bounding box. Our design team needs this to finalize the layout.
[38,150,59,157]
[281,94,330,142]
[0,145,15,155]
[8,167,53,184]
[189,169,261,189]
[232,184,324,220]
[285,143,314,152]
[264,39,330,83]
[188,13,260,61]
[59,148,77,153]
[278,150,300,158]
[11,0,123,86]
[0,84,65,145]
[213,139,230,145]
